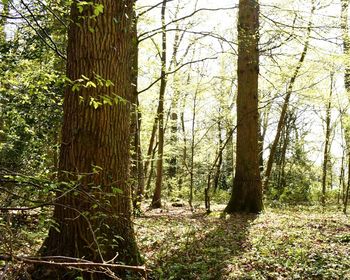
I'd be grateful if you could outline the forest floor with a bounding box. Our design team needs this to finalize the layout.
[135,203,350,280]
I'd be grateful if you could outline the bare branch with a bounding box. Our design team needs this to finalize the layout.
[138,56,218,94]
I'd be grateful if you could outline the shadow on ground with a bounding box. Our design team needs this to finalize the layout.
[138,208,257,280]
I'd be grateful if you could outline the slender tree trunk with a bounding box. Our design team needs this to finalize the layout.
[131,100,145,212]
[0,0,9,142]
[342,0,350,93]
[144,111,158,184]
[188,87,198,210]
[213,120,223,193]
[344,153,350,214]
[180,103,187,190]
[33,1,140,279]
[225,123,235,187]
[168,112,178,180]
[146,142,158,196]
[321,73,333,206]
[341,0,350,213]
[151,0,167,208]
[167,44,181,187]
[205,128,235,213]
[338,148,345,204]
[276,118,291,192]
[259,94,272,174]
[224,0,263,214]
[263,3,314,191]
[0,0,9,42]
[130,17,145,212]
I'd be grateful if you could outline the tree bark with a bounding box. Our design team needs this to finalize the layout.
[33,1,140,279]
[224,0,263,214]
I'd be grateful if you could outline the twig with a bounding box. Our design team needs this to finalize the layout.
[0,255,150,275]
[0,262,9,280]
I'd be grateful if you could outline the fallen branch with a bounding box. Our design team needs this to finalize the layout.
[0,255,150,276]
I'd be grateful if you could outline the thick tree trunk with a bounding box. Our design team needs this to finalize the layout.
[33,1,140,279]
[225,0,262,214]
[151,0,167,208]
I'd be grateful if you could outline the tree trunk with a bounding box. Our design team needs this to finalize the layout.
[131,100,145,213]
[188,86,198,210]
[342,0,350,93]
[0,0,9,42]
[341,0,350,214]
[338,148,345,204]
[151,0,167,208]
[146,142,158,196]
[224,0,263,214]
[213,120,223,193]
[144,111,158,187]
[321,73,333,206]
[205,127,235,213]
[276,117,291,193]
[263,3,314,191]
[168,111,178,185]
[33,1,140,279]
[130,17,145,213]
[344,153,350,214]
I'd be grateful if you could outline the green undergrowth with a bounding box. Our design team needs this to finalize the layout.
[135,205,350,280]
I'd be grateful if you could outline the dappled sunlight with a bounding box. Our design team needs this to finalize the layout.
[136,205,349,279]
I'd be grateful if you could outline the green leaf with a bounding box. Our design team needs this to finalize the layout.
[94,4,104,16]
[105,79,114,87]
[112,187,123,194]
[72,83,80,92]
[86,81,96,88]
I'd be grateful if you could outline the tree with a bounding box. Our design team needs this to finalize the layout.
[33,1,140,278]
[321,72,334,206]
[341,0,350,214]
[224,0,263,214]
[151,0,167,208]
[263,2,314,191]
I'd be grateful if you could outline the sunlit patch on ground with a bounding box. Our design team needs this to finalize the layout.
[135,204,350,280]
